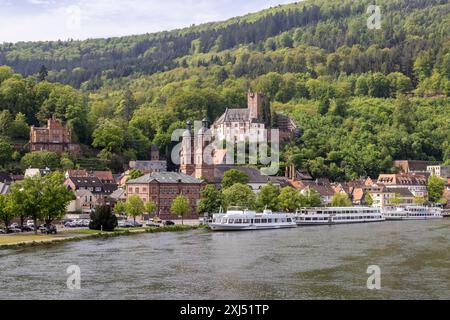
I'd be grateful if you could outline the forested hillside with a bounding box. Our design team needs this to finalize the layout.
[0,0,449,179]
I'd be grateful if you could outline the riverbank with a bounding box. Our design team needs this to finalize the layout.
[0,225,206,249]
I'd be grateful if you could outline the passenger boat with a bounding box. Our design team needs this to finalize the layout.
[294,207,385,226]
[382,206,443,221]
[209,207,297,231]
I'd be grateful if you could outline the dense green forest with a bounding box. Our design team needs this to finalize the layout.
[0,0,449,179]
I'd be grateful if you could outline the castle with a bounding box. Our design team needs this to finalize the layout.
[213,92,271,143]
[180,92,298,182]
[29,117,81,156]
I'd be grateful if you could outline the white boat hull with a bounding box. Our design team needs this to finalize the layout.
[384,216,443,221]
[296,218,385,226]
[209,223,297,231]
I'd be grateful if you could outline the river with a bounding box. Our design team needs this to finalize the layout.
[0,220,449,300]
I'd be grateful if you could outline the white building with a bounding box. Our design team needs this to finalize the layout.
[427,165,450,179]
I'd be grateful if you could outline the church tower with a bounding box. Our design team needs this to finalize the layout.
[180,121,195,176]
[194,119,215,182]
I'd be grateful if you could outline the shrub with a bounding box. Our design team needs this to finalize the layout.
[89,205,118,231]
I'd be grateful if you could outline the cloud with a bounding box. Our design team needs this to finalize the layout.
[28,0,51,4]
[0,0,297,43]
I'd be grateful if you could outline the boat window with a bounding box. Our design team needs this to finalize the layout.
[255,219,261,223]
[262,219,268,223]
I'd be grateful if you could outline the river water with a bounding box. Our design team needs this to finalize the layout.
[0,220,449,300]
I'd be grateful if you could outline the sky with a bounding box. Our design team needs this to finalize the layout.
[0,0,298,43]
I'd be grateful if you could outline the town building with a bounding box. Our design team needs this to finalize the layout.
[110,188,127,203]
[393,160,435,174]
[126,172,205,219]
[29,117,81,156]
[366,184,415,208]
[427,165,450,179]
[332,179,369,206]
[212,165,292,193]
[377,173,428,198]
[129,160,167,174]
[24,167,51,178]
[67,189,96,214]
[64,170,118,206]
[291,178,338,206]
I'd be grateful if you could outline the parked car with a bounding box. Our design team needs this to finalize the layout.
[0,228,6,234]
[146,222,161,228]
[128,221,143,228]
[151,217,162,224]
[64,221,74,228]
[26,220,34,227]
[81,219,90,227]
[40,224,57,235]
[164,220,175,226]
[21,225,35,232]
[7,227,22,233]
[9,223,19,229]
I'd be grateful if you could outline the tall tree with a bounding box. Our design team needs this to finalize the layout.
[171,195,190,225]
[125,195,146,223]
[278,187,301,212]
[222,183,255,210]
[331,193,352,207]
[427,175,445,204]
[146,200,157,217]
[40,172,75,225]
[222,169,249,189]
[9,176,43,234]
[198,185,223,216]
[0,195,15,231]
[255,182,280,211]
[38,65,48,82]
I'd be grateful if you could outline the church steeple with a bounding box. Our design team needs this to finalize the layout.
[180,121,195,176]
[194,118,214,182]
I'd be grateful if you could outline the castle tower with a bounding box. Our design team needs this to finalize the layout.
[194,119,215,181]
[180,121,195,176]
[248,92,270,126]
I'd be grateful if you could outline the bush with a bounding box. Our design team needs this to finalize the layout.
[89,205,118,231]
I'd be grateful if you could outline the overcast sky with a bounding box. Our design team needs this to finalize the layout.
[0,0,297,43]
